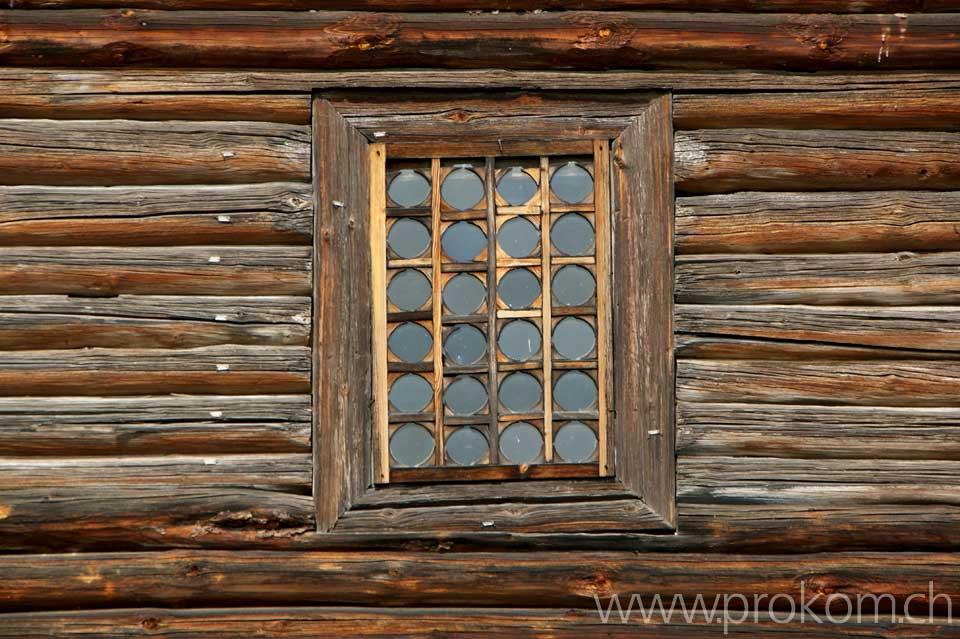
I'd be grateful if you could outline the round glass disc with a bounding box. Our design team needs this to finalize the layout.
[388,374,432,414]
[389,423,434,467]
[552,265,596,307]
[387,218,430,259]
[550,162,594,204]
[553,317,596,361]
[499,422,543,464]
[499,372,542,414]
[497,166,538,206]
[387,269,431,311]
[443,324,488,366]
[498,320,542,362]
[442,273,486,316]
[551,213,595,257]
[388,322,433,363]
[498,216,539,258]
[444,376,488,416]
[553,421,598,463]
[388,169,430,208]
[498,268,541,310]
[441,165,485,211]
[441,221,487,263]
[446,427,488,466]
[553,371,598,412]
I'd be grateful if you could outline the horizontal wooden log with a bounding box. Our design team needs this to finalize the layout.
[676,305,960,356]
[679,456,960,506]
[676,253,960,305]
[0,183,312,246]
[0,454,311,493]
[0,295,310,349]
[0,550,956,612]
[0,395,310,455]
[675,129,960,194]
[0,345,310,395]
[0,94,310,123]
[675,191,960,254]
[674,89,960,130]
[0,120,310,186]
[2,12,960,72]
[677,360,960,407]
[675,335,960,360]
[2,609,955,639]
[0,247,311,296]
[679,403,960,460]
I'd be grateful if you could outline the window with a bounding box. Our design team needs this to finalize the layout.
[314,90,675,535]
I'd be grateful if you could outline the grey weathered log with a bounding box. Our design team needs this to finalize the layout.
[0,120,310,186]
[676,253,960,305]
[0,395,310,455]
[677,360,960,407]
[675,191,960,254]
[0,246,312,296]
[675,129,960,194]
[678,403,960,460]
[0,183,312,246]
[0,295,310,349]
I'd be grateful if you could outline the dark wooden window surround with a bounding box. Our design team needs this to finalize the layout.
[314,90,675,535]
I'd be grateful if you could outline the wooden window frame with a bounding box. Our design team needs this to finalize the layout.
[314,90,675,535]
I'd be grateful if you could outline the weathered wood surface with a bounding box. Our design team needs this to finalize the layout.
[678,360,960,407]
[679,403,960,460]
[0,184,312,246]
[0,94,310,123]
[0,120,310,186]
[676,305,960,355]
[0,346,309,396]
[675,334,960,360]
[0,454,311,492]
[675,191,960,254]
[676,253,960,305]
[2,12,960,72]
[0,247,311,296]
[674,89,960,130]
[0,550,956,612]
[0,395,310,455]
[3,609,956,639]
[0,296,309,349]
[675,129,960,194]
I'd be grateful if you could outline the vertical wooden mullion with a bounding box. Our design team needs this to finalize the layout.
[539,155,553,462]
[594,139,613,477]
[485,157,500,464]
[370,143,389,483]
[430,158,444,465]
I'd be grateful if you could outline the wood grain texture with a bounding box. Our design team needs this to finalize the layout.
[0,295,310,349]
[0,454,311,493]
[0,120,310,186]
[2,12,960,72]
[0,550,956,612]
[0,183,312,246]
[1,609,954,639]
[612,95,676,527]
[674,89,960,130]
[0,345,309,396]
[675,129,960,195]
[676,253,960,305]
[0,94,310,123]
[313,99,372,532]
[678,360,960,407]
[0,247,311,296]
[679,403,960,460]
[676,191,960,254]
[0,395,310,455]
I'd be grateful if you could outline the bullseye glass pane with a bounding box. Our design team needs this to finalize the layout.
[498,216,540,258]
[550,162,593,204]
[389,423,434,467]
[553,421,598,463]
[443,325,487,366]
[497,166,538,205]
[498,320,541,362]
[499,372,542,413]
[499,268,540,310]
[389,373,432,414]
[441,165,485,211]
[388,169,430,208]
[499,422,543,464]
[551,213,595,256]
[387,218,430,259]
[553,317,596,361]
[444,376,488,416]
[446,426,488,466]
[552,265,596,307]
[554,371,597,412]
[441,221,487,263]
[387,269,431,311]
[388,322,432,363]
[442,273,486,316]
